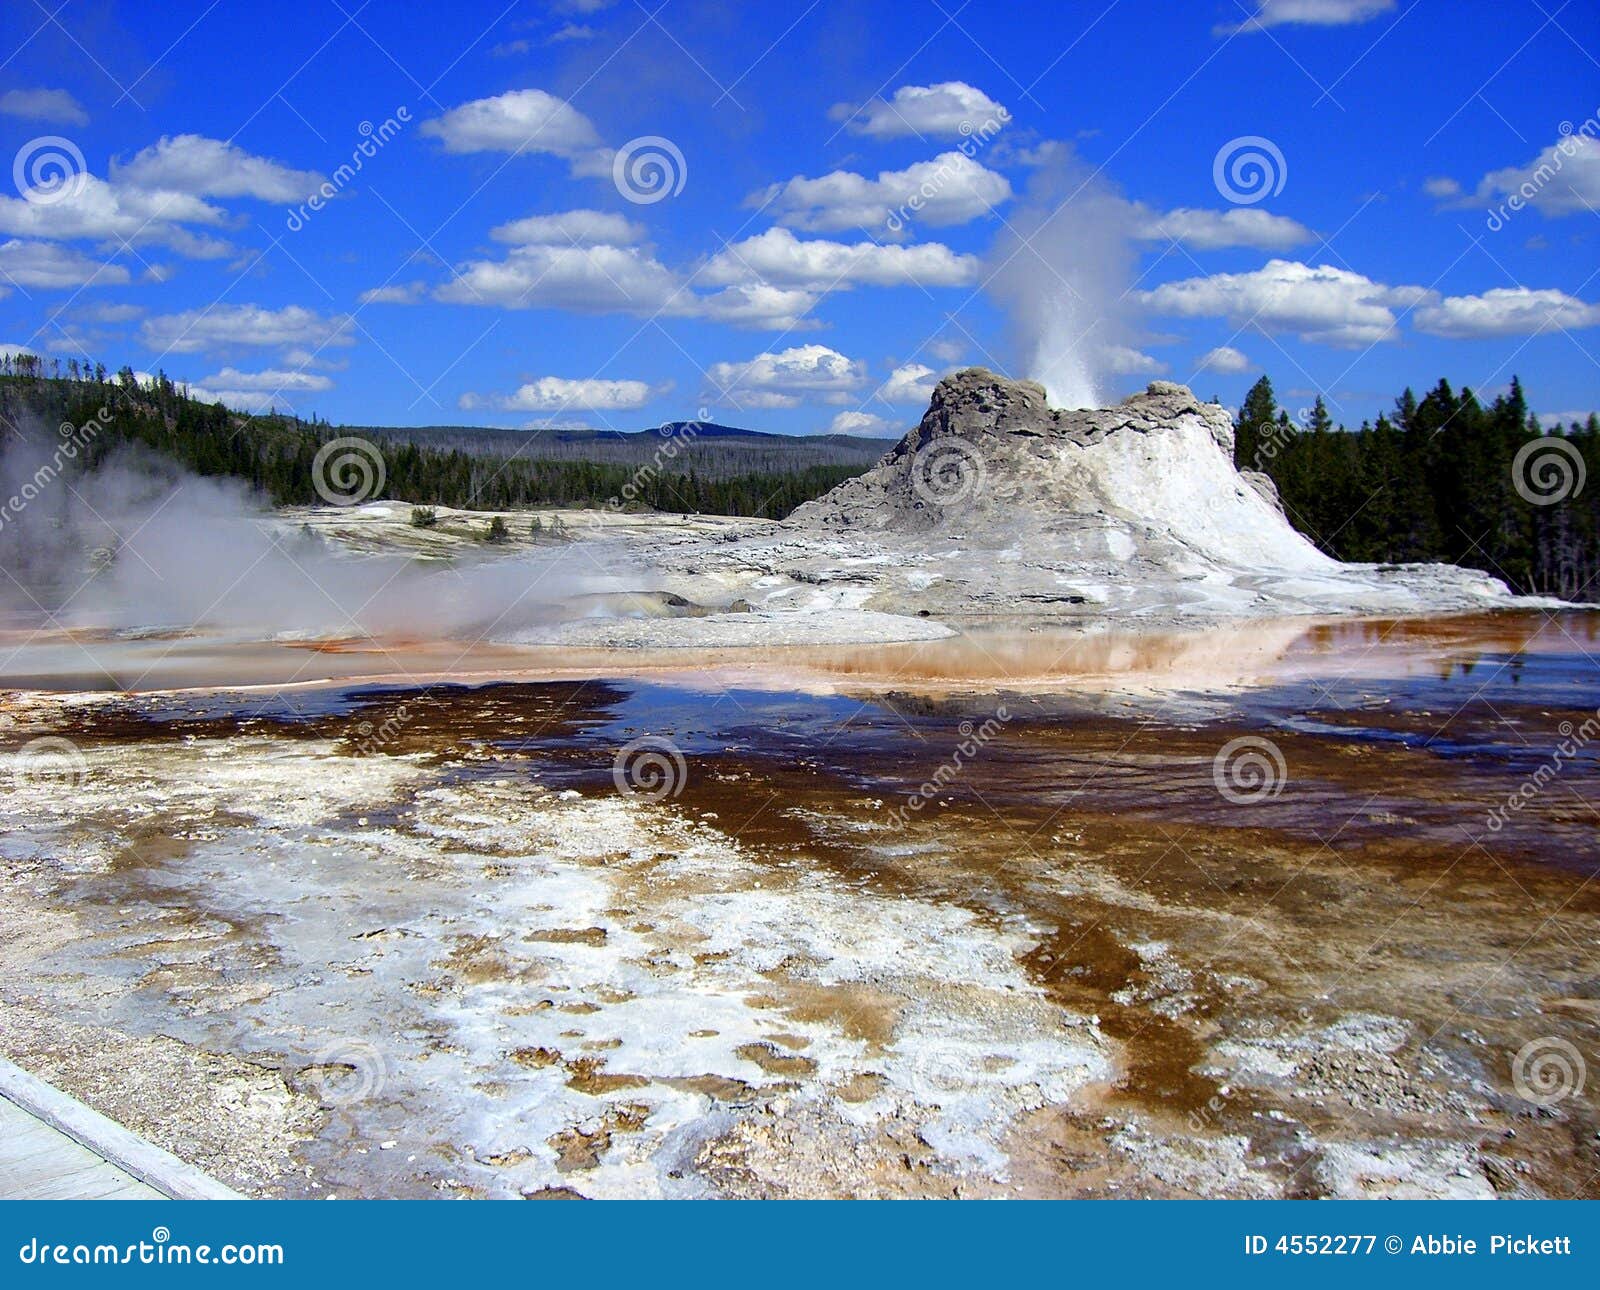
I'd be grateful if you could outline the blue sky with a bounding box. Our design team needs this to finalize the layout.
[1,0,1597,436]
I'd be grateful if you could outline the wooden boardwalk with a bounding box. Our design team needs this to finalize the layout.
[0,1095,165,1200]
[0,1058,240,1201]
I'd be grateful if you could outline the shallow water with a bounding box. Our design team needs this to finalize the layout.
[4,609,1594,696]
[2,610,1597,1198]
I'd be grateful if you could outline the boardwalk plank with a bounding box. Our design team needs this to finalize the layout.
[0,1058,239,1201]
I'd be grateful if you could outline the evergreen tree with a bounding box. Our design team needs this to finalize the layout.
[1235,374,1278,470]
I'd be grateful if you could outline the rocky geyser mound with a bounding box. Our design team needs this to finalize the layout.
[775,368,1521,621]
[790,369,1333,572]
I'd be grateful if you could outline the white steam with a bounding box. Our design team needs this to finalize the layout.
[985,147,1140,409]
[0,426,629,643]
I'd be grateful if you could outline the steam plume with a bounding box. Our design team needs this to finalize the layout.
[985,146,1139,409]
[0,422,628,643]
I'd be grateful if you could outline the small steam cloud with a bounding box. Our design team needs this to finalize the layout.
[0,420,629,647]
[985,145,1140,409]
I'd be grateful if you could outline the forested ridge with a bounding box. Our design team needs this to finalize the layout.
[1233,374,1598,599]
[2,356,1596,599]
[0,361,862,520]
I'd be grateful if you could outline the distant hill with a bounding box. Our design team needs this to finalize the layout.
[346,419,895,475]
[0,363,883,519]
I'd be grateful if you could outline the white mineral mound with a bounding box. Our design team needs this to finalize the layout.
[766,369,1528,624]
[791,370,1331,574]
[496,370,1547,647]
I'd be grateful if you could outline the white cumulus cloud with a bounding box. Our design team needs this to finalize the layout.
[1133,205,1314,250]
[197,366,335,392]
[421,89,608,176]
[1466,134,1600,218]
[1196,345,1253,374]
[462,376,656,412]
[702,227,980,290]
[1103,345,1167,376]
[140,304,356,355]
[875,362,938,404]
[828,410,898,436]
[693,283,819,331]
[490,208,644,246]
[707,344,868,409]
[0,238,130,289]
[1413,287,1600,338]
[0,88,88,125]
[111,135,324,202]
[1141,259,1431,346]
[756,152,1012,232]
[830,81,1009,140]
[0,173,233,258]
[1225,0,1395,33]
[436,242,815,330]
[436,242,682,313]
[358,281,427,305]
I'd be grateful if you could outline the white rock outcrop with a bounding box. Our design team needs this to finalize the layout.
[790,371,1334,574]
[666,370,1532,628]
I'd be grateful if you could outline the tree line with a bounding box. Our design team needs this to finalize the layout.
[3,357,1596,598]
[0,360,860,520]
[1235,374,1598,599]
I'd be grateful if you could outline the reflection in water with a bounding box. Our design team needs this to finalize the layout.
[0,611,1596,1199]
[1,610,1593,697]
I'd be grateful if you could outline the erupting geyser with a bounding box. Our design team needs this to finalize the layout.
[984,147,1141,409]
